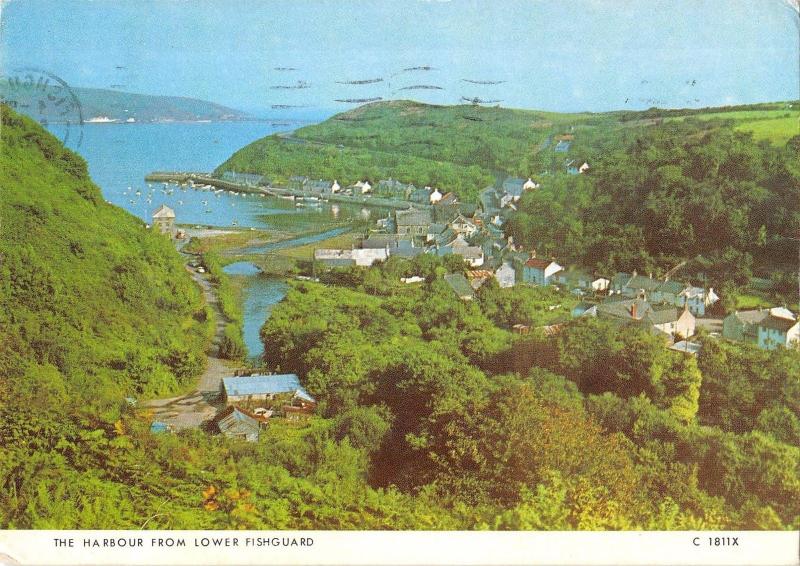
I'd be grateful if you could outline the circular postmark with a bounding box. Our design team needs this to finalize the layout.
[0,67,84,149]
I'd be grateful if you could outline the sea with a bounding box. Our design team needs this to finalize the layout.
[46,120,379,230]
[47,120,368,359]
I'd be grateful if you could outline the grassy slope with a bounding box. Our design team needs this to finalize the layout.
[666,106,799,145]
[217,100,798,202]
[0,106,209,403]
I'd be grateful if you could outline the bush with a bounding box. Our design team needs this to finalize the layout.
[219,323,246,360]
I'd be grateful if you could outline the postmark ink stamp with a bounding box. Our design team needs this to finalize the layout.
[0,67,84,149]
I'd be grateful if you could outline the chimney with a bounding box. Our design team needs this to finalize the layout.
[631,302,638,319]
[633,269,638,277]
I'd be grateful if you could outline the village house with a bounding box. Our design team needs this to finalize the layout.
[495,262,516,288]
[553,268,594,294]
[152,204,176,237]
[314,248,389,267]
[592,277,611,293]
[448,213,479,237]
[450,245,485,267]
[220,171,265,186]
[594,298,694,339]
[222,373,316,405]
[395,208,433,237]
[501,178,526,202]
[409,187,432,204]
[678,286,720,316]
[612,272,662,298]
[521,255,563,285]
[352,180,371,194]
[523,178,540,191]
[722,308,799,350]
[314,249,355,267]
[566,160,590,175]
[444,273,475,301]
[650,279,686,304]
[215,406,263,442]
[306,179,340,195]
[612,272,719,315]
[429,188,443,204]
[643,304,696,339]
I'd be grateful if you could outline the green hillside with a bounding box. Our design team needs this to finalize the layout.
[216,99,798,202]
[0,81,251,123]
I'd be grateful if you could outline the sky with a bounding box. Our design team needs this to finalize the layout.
[1,0,798,116]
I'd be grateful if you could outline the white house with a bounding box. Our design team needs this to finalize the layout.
[523,178,540,191]
[522,257,563,285]
[495,262,516,288]
[352,248,389,267]
[454,246,484,267]
[429,188,443,204]
[353,180,371,194]
[592,277,611,292]
[331,179,341,194]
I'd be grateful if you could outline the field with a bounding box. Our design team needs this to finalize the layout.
[667,108,799,145]
[272,230,360,261]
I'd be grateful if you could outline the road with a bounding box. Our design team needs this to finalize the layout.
[142,263,234,431]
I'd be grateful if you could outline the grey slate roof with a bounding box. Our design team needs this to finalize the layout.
[444,273,475,299]
[396,208,432,226]
[502,177,525,197]
[216,406,261,441]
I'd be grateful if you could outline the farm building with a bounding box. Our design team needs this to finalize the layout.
[221,373,316,405]
[215,406,262,442]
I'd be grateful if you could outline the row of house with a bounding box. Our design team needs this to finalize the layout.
[722,307,799,350]
[576,297,697,341]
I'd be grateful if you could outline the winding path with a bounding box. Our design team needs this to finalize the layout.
[143,264,234,431]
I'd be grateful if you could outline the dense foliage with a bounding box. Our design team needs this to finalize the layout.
[506,123,800,297]
[260,261,799,529]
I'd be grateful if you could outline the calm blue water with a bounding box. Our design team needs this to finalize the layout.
[50,122,366,360]
[223,262,288,359]
[49,122,379,230]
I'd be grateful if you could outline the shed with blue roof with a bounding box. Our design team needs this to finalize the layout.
[222,373,315,404]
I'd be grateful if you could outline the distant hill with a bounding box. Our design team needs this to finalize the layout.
[0,81,251,123]
[216,99,799,202]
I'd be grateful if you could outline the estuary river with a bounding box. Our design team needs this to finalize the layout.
[53,121,366,359]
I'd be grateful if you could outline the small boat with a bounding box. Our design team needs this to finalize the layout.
[204,209,213,213]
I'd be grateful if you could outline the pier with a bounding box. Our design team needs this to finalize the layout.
[144,171,426,211]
